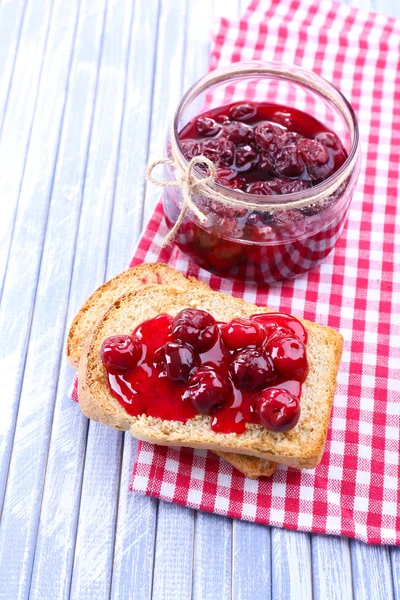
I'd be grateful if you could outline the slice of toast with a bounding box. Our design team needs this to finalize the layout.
[78,284,343,470]
[67,263,276,478]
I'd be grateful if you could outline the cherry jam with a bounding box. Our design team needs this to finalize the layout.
[178,102,347,190]
[101,309,309,434]
[164,101,352,283]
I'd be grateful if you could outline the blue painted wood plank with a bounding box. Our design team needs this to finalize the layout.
[106,2,161,597]
[182,3,242,598]
[63,1,141,598]
[106,0,161,278]
[391,547,400,600]
[143,0,190,224]
[152,503,195,600]
[271,528,312,600]
[110,437,159,600]
[192,512,232,600]
[375,0,400,17]
[27,1,110,598]
[0,0,79,513]
[0,0,29,136]
[0,0,83,597]
[0,0,54,302]
[312,535,353,600]
[351,541,394,600]
[137,1,197,597]
[232,520,272,600]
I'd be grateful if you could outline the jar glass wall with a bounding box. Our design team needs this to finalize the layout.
[163,61,360,283]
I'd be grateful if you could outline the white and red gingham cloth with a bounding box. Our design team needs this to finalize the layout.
[73,0,400,544]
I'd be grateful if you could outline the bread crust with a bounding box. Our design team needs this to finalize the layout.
[79,284,343,471]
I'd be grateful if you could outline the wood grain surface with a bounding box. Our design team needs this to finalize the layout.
[0,0,399,598]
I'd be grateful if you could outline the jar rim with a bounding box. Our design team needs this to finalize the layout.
[172,60,360,207]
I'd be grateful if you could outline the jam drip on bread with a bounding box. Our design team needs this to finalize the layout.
[101,309,309,434]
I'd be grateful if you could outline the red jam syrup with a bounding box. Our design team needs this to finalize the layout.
[165,102,350,282]
[101,309,309,434]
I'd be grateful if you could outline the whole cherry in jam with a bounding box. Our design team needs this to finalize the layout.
[186,367,232,414]
[101,335,141,373]
[172,308,218,353]
[230,348,275,391]
[195,117,222,137]
[266,335,309,382]
[251,313,308,344]
[161,341,200,383]
[222,121,253,144]
[200,137,235,167]
[221,317,264,350]
[256,388,300,432]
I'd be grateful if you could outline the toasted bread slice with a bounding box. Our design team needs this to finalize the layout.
[67,262,276,478]
[78,285,343,470]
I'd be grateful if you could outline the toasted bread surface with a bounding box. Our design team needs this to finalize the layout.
[68,263,277,478]
[79,284,343,470]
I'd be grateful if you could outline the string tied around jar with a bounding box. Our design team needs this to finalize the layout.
[146,155,217,247]
[146,131,359,247]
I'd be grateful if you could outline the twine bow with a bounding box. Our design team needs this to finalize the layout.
[146,156,216,246]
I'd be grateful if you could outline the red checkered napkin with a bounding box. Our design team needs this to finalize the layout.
[74,0,400,544]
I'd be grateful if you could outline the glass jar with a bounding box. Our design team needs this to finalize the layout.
[162,61,360,283]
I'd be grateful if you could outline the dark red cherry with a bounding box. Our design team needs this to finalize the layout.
[215,114,230,124]
[187,367,232,414]
[267,177,310,195]
[253,122,284,151]
[229,103,257,121]
[180,140,201,160]
[215,168,245,190]
[195,116,222,137]
[172,308,218,353]
[297,138,331,181]
[315,131,344,153]
[251,317,292,343]
[201,137,235,167]
[280,131,302,145]
[256,388,300,431]
[230,348,275,391]
[259,151,277,176]
[246,181,276,195]
[222,121,253,144]
[101,335,142,373]
[251,313,307,344]
[162,341,200,382]
[235,144,259,172]
[266,335,309,382]
[221,318,265,350]
[133,313,173,356]
[274,145,304,177]
[278,179,311,194]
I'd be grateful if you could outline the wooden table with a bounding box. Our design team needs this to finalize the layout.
[0,0,399,598]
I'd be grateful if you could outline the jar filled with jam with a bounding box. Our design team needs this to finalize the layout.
[162,61,360,283]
